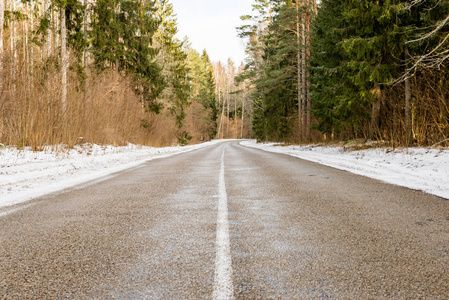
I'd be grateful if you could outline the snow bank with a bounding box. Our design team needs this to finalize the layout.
[0,141,226,209]
[2,139,447,210]
[241,140,449,200]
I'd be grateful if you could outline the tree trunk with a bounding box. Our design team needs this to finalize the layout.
[305,0,311,141]
[11,0,17,85]
[404,48,413,146]
[83,0,90,123]
[370,85,381,138]
[234,91,237,138]
[0,0,4,94]
[405,76,412,145]
[42,0,47,61]
[22,4,29,148]
[241,97,244,139]
[217,86,223,138]
[83,0,88,68]
[301,5,307,142]
[226,85,230,138]
[42,0,52,60]
[296,0,302,142]
[61,6,68,113]
[25,2,30,97]
[26,3,33,97]
[51,4,56,56]
[220,87,226,139]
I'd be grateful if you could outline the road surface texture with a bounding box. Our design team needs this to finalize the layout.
[1,140,449,299]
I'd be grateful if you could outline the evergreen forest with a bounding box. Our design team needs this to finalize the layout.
[1,0,448,149]
[240,0,449,146]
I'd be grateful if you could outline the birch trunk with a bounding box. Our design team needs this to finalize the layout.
[83,0,87,68]
[42,0,51,60]
[26,3,33,96]
[83,0,91,69]
[42,0,46,61]
[61,6,67,113]
[51,4,56,57]
[22,4,28,147]
[11,0,17,84]
[83,0,90,119]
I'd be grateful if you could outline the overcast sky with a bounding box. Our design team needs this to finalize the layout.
[169,0,254,65]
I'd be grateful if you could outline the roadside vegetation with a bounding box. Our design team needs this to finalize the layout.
[238,0,449,147]
[1,0,448,150]
[0,0,224,149]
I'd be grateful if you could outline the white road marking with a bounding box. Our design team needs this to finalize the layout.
[0,203,36,218]
[213,149,234,300]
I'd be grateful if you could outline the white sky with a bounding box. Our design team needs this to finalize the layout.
[169,0,254,65]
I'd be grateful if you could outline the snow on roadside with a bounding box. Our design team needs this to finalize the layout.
[241,140,449,200]
[0,140,226,209]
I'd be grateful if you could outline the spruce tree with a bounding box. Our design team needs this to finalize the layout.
[254,1,298,141]
[155,0,191,144]
[185,47,218,140]
[309,0,370,137]
[91,0,164,112]
[310,0,418,139]
[199,50,218,139]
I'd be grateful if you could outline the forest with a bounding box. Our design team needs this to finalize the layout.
[240,0,449,146]
[0,0,252,150]
[1,0,448,149]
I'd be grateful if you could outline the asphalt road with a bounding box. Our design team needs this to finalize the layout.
[1,140,449,299]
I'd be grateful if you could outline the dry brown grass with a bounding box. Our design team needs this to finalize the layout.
[0,50,180,149]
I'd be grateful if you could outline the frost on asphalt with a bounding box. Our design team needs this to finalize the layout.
[241,140,449,200]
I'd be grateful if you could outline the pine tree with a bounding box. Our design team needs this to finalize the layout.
[238,0,316,142]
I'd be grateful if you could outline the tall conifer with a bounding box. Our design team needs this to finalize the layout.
[155,0,191,144]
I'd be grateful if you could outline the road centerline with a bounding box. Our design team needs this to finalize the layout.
[213,148,234,300]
